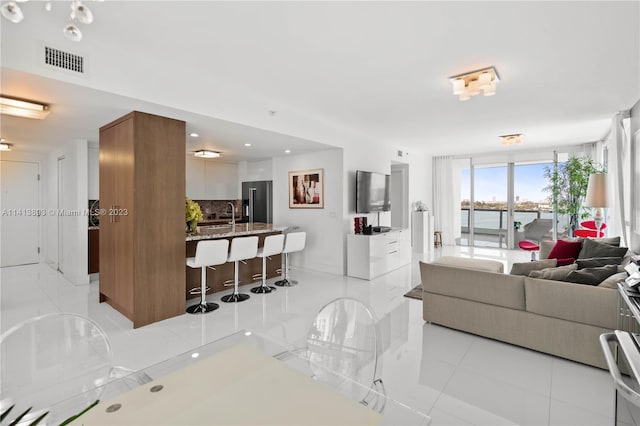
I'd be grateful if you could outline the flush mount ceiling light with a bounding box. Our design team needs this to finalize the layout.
[0,142,12,151]
[193,150,221,158]
[1,0,95,41]
[244,143,251,147]
[0,96,50,120]
[500,134,524,145]
[189,132,199,138]
[449,66,500,101]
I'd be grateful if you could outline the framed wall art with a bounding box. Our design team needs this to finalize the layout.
[289,168,324,209]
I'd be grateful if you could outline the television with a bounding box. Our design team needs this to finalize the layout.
[356,170,391,213]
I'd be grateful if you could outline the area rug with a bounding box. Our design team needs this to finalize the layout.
[403,284,423,300]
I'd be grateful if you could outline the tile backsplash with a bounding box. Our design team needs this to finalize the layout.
[195,200,242,220]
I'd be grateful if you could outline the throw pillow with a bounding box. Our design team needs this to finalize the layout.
[576,257,623,269]
[510,259,557,276]
[578,238,628,259]
[556,258,575,266]
[599,271,630,289]
[564,265,619,286]
[528,264,578,281]
[548,240,583,261]
[589,236,621,247]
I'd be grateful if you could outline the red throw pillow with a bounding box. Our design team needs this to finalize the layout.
[548,240,583,261]
[556,257,575,266]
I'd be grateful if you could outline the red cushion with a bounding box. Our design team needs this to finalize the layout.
[548,240,583,260]
[574,229,605,238]
[556,257,576,266]
[580,220,607,231]
[518,240,540,251]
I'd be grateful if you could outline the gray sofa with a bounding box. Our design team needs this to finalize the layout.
[420,256,618,369]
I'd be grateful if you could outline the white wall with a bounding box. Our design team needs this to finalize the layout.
[186,156,239,199]
[88,144,99,200]
[630,99,640,253]
[272,149,344,275]
[47,140,90,285]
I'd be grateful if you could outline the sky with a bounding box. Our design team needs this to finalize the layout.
[460,163,552,203]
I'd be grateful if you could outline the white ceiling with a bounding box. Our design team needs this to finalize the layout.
[1,1,638,158]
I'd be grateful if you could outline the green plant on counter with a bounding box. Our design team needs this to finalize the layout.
[185,198,203,233]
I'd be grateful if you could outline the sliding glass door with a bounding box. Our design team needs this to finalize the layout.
[460,157,562,248]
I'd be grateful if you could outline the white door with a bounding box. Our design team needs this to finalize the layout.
[0,161,40,267]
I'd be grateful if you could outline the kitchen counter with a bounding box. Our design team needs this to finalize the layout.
[186,223,287,242]
[185,223,287,298]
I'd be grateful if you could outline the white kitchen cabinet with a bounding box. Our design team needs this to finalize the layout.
[88,145,99,200]
[347,229,411,280]
[186,157,239,200]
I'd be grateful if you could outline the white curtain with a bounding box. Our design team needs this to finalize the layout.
[432,156,456,245]
[606,112,629,246]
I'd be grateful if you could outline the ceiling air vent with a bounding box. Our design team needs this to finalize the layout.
[44,46,84,74]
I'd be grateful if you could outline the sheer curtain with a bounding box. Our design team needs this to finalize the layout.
[606,112,630,246]
[432,156,456,245]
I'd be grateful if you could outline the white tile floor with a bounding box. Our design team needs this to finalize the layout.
[0,245,615,425]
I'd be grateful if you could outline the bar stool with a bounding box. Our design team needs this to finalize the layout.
[275,232,306,287]
[251,234,285,294]
[186,239,229,314]
[221,236,258,303]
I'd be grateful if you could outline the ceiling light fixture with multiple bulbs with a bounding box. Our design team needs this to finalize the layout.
[500,134,524,145]
[1,0,96,42]
[193,150,221,159]
[0,96,50,120]
[449,66,499,101]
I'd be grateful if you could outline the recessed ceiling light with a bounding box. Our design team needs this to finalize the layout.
[194,150,220,158]
[189,132,199,138]
[500,134,524,145]
[244,143,251,147]
[0,143,12,151]
[284,149,291,154]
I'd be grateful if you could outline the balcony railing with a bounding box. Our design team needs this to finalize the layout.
[461,208,565,236]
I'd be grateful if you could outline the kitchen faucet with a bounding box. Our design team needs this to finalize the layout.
[227,202,236,226]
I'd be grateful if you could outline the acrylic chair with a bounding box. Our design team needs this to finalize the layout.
[277,297,386,412]
[0,312,149,425]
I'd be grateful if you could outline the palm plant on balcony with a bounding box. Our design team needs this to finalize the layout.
[543,156,605,237]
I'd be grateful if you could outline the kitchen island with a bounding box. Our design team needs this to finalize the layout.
[185,223,286,299]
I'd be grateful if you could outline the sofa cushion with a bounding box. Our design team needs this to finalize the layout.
[599,271,629,289]
[578,238,628,259]
[589,236,621,246]
[510,259,557,276]
[548,240,583,261]
[420,261,524,310]
[576,257,623,269]
[564,265,620,286]
[431,256,504,273]
[528,264,578,281]
[540,238,581,260]
[524,277,617,329]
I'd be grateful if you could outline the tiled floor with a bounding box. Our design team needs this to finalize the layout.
[0,245,615,425]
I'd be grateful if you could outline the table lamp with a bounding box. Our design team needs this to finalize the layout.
[584,173,608,236]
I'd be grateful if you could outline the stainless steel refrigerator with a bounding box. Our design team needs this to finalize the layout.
[242,180,272,223]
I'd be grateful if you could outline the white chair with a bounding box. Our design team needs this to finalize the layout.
[186,239,229,314]
[221,236,258,303]
[275,231,306,287]
[0,313,149,425]
[251,234,285,294]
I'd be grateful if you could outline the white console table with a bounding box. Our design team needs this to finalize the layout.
[347,229,411,280]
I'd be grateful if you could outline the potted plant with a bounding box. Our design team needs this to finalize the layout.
[543,156,605,236]
[185,198,203,234]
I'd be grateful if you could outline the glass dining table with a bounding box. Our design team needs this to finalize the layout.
[50,329,430,425]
